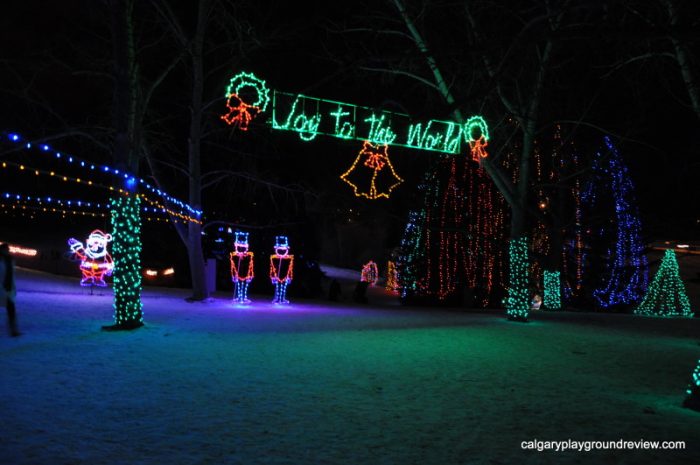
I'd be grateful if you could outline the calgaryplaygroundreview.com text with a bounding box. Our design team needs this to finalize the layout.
[520,439,687,453]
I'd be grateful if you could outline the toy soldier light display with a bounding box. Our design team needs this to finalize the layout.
[269,235,294,304]
[229,231,254,303]
[68,229,114,287]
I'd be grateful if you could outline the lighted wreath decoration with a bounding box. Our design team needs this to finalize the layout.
[464,116,490,162]
[221,72,271,130]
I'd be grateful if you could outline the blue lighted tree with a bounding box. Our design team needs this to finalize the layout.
[581,137,648,310]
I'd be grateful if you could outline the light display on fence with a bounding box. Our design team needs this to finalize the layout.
[270,235,293,304]
[361,260,379,286]
[634,249,693,318]
[684,359,700,411]
[229,231,254,304]
[506,236,530,321]
[68,230,114,287]
[220,72,489,157]
[340,141,403,199]
[543,270,561,310]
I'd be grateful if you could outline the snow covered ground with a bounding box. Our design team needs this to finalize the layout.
[1,267,699,464]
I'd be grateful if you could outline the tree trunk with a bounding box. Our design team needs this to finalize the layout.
[184,0,210,300]
[663,0,700,122]
[106,0,144,329]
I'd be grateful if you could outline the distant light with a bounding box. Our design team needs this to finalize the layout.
[162,267,175,276]
[145,269,158,277]
[677,244,689,249]
[9,134,19,141]
[8,244,38,257]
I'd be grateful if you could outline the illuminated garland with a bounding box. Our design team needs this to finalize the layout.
[684,359,700,411]
[3,132,201,217]
[582,137,648,309]
[386,260,398,291]
[543,270,561,310]
[221,72,270,130]
[0,159,201,224]
[634,249,693,317]
[506,236,530,321]
[109,195,143,328]
[269,236,293,304]
[229,231,254,304]
[340,141,403,199]
[68,230,114,287]
[361,260,379,285]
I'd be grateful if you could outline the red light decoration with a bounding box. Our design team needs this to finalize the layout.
[340,141,403,199]
[469,135,489,162]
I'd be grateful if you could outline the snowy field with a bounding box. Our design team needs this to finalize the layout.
[1,268,699,464]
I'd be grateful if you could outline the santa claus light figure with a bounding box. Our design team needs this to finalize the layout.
[269,235,294,304]
[229,231,254,303]
[68,229,114,287]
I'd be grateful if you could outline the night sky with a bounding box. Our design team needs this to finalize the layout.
[1,0,699,270]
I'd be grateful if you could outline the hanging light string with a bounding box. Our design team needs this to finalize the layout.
[0,159,201,224]
[0,191,193,223]
[0,197,192,225]
[2,132,202,218]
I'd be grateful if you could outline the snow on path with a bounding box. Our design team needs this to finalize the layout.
[1,268,699,464]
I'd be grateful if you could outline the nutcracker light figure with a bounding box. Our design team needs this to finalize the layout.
[68,229,114,287]
[270,235,294,304]
[229,231,254,303]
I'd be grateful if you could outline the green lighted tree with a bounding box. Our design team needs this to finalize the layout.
[634,249,693,318]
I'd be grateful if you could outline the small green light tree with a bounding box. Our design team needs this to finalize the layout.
[634,249,693,318]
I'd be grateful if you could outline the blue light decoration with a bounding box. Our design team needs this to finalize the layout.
[229,231,254,304]
[2,132,202,219]
[684,359,700,411]
[543,270,561,310]
[581,136,648,309]
[269,236,293,304]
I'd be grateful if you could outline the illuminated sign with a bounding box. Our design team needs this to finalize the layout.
[222,71,489,158]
